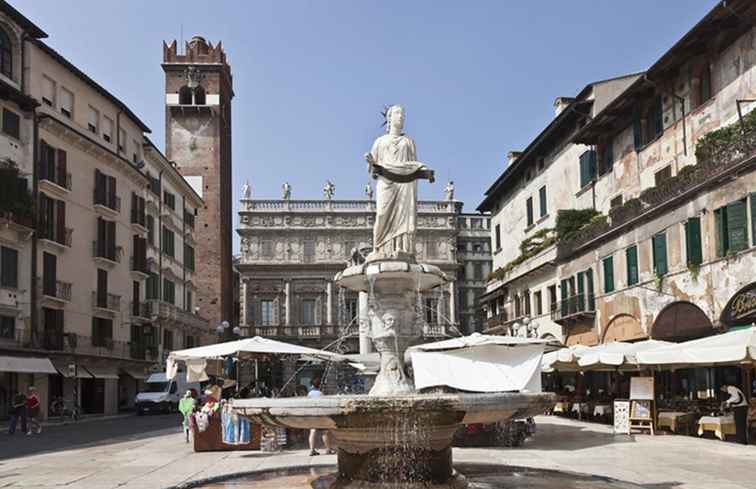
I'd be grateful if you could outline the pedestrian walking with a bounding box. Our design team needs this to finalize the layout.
[26,386,42,435]
[307,378,334,456]
[178,390,197,443]
[8,390,27,435]
[720,384,748,445]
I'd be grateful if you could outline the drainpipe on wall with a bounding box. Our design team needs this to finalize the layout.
[157,169,164,358]
[31,113,52,348]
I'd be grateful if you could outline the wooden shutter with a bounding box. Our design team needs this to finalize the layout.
[56,200,66,244]
[653,233,668,275]
[39,193,49,238]
[626,246,638,285]
[560,279,568,316]
[107,176,117,209]
[96,218,105,257]
[603,256,614,293]
[97,269,108,307]
[56,149,67,188]
[586,268,595,310]
[0,247,18,288]
[751,193,756,246]
[576,271,585,311]
[726,200,748,252]
[526,197,533,226]
[653,95,664,136]
[107,220,116,259]
[685,217,703,266]
[539,186,547,217]
[632,108,642,150]
[715,208,727,257]
[39,140,50,181]
[579,151,591,187]
[43,252,56,295]
[94,169,105,205]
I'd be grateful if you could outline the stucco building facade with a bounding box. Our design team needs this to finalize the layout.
[480,1,756,347]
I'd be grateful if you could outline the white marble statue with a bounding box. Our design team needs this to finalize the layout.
[282,182,291,200]
[364,183,373,200]
[444,180,455,201]
[242,180,251,200]
[323,180,335,200]
[364,105,434,260]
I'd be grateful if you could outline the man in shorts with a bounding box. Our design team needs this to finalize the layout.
[307,378,334,455]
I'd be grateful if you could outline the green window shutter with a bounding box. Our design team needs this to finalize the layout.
[603,256,614,293]
[576,271,585,311]
[633,108,642,150]
[579,151,591,188]
[686,217,703,266]
[560,278,568,316]
[715,208,727,257]
[586,268,595,310]
[653,233,668,275]
[751,193,756,246]
[539,186,547,217]
[626,246,639,285]
[526,197,534,226]
[589,150,597,181]
[726,199,748,252]
[653,95,664,136]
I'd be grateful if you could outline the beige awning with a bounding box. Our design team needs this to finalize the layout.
[82,365,120,379]
[120,367,147,380]
[0,356,57,374]
[52,361,94,378]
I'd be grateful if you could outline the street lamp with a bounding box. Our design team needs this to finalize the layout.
[216,320,241,341]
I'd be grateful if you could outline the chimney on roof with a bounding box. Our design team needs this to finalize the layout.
[507,151,522,167]
[554,97,576,117]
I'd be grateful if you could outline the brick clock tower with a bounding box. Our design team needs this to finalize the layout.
[162,36,234,339]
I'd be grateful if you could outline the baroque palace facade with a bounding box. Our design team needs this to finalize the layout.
[236,192,490,361]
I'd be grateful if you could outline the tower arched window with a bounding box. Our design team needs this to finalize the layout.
[194,86,206,105]
[179,86,192,105]
[0,28,12,79]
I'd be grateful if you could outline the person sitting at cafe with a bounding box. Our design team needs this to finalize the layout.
[720,384,748,445]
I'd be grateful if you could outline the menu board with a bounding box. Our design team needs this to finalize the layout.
[630,376,654,400]
[613,399,631,434]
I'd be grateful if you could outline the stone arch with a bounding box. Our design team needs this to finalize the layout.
[194,85,206,105]
[651,301,713,342]
[0,20,20,82]
[601,314,645,343]
[179,85,193,105]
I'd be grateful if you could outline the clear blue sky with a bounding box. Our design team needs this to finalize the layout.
[16,0,716,252]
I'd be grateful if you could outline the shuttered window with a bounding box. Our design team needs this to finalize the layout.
[163,278,175,304]
[579,150,597,188]
[626,245,639,285]
[602,256,614,293]
[716,199,748,257]
[751,193,756,246]
[162,226,175,257]
[526,197,534,226]
[560,278,568,317]
[652,232,668,276]
[146,273,159,300]
[586,268,595,310]
[539,186,547,217]
[576,271,585,311]
[0,246,18,288]
[684,217,703,266]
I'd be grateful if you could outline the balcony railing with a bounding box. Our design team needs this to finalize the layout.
[39,172,72,192]
[131,209,146,228]
[92,241,121,263]
[184,209,195,229]
[551,293,596,323]
[148,299,209,331]
[93,190,120,212]
[92,291,121,311]
[131,300,153,319]
[247,325,340,339]
[40,279,72,302]
[130,255,148,274]
[422,324,447,337]
[39,226,72,247]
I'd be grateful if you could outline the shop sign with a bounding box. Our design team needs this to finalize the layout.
[721,282,756,325]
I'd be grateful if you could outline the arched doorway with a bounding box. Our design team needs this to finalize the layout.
[651,301,713,342]
[602,314,645,343]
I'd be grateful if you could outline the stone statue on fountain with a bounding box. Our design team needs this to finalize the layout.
[365,105,434,262]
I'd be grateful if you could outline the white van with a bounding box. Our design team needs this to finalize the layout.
[135,373,202,415]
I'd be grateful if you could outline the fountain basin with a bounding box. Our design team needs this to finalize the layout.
[233,392,555,488]
[334,259,447,292]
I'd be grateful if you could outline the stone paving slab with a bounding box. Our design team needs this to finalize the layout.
[0,416,753,488]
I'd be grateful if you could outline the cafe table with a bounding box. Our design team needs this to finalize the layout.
[593,404,612,417]
[571,402,589,420]
[697,415,736,441]
[657,411,693,434]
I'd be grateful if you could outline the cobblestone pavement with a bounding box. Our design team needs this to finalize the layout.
[0,415,753,488]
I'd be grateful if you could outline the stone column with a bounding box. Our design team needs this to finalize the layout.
[448,282,456,326]
[240,280,247,327]
[358,291,372,354]
[284,281,291,325]
[326,281,333,325]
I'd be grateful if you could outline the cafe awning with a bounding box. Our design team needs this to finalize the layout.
[542,340,672,372]
[52,360,94,378]
[83,365,120,379]
[0,356,57,374]
[120,367,147,380]
[636,325,756,368]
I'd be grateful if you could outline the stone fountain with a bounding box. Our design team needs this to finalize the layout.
[232,106,555,488]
